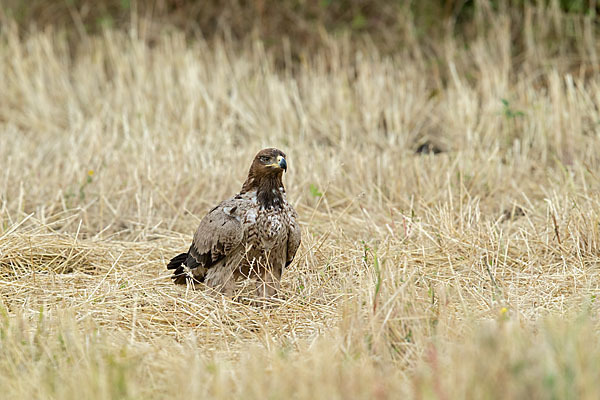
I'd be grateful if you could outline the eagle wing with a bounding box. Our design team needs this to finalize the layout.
[285,207,301,268]
[169,198,246,284]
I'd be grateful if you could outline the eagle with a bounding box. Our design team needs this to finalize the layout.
[167,148,301,298]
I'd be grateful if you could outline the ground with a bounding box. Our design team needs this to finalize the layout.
[1,9,600,399]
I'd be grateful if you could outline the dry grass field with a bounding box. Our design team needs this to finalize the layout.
[1,5,600,399]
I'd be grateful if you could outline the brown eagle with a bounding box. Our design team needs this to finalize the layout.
[167,148,301,298]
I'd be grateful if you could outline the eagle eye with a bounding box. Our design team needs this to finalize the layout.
[259,156,270,163]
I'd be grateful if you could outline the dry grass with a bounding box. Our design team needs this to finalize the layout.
[1,6,600,399]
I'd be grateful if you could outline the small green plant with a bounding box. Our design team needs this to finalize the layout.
[309,184,323,197]
[97,15,115,29]
[351,13,367,30]
[501,98,525,119]
[296,277,305,292]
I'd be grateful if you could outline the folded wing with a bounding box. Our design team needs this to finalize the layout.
[168,199,245,284]
[285,209,301,268]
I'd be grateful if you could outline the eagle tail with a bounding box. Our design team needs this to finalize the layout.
[167,252,205,285]
[167,252,187,270]
[167,252,189,285]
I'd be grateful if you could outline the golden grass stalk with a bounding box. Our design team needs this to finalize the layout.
[1,5,600,398]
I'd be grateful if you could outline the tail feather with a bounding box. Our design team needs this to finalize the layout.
[167,253,188,270]
[167,253,189,285]
[167,252,204,285]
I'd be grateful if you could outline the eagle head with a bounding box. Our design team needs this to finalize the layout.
[242,148,288,197]
[250,148,287,177]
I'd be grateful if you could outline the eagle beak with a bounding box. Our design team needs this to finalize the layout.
[277,156,287,172]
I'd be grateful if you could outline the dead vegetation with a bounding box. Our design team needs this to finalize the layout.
[1,3,600,399]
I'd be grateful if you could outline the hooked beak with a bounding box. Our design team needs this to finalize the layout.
[277,155,287,172]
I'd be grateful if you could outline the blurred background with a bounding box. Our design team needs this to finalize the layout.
[2,0,599,61]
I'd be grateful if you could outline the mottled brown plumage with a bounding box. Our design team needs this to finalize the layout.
[167,148,301,298]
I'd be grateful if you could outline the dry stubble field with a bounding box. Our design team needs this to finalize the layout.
[1,9,600,399]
